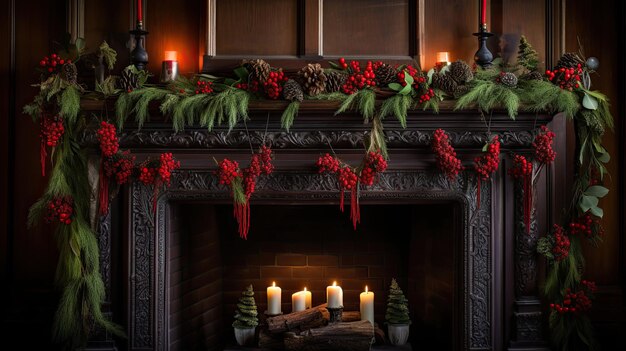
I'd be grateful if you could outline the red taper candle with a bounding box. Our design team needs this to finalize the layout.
[481,0,486,25]
[137,0,143,23]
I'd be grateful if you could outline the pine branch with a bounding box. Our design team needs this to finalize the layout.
[281,101,300,131]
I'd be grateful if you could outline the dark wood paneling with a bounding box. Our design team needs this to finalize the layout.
[323,0,410,56]
[216,0,298,56]
[0,0,12,283]
[84,0,131,75]
[146,0,203,77]
[500,0,546,68]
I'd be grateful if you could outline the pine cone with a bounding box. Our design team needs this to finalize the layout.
[453,84,470,98]
[119,68,139,93]
[431,72,458,96]
[499,72,518,87]
[245,59,271,83]
[374,63,397,87]
[325,71,347,93]
[521,70,544,81]
[283,79,304,102]
[62,62,78,85]
[448,60,473,83]
[298,63,327,96]
[555,52,584,69]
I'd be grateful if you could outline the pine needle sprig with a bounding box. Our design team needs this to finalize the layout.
[336,89,376,121]
[281,101,300,131]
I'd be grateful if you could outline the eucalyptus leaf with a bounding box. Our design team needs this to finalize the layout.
[598,151,610,163]
[582,93,598,110]
[482,143,489,152]
[589,206,604,218]
[75,37,86,52]
[427,68,435,85]
[328,61,342,70]
[398,83,412,96]
[233,67,249,81]
[584,185,609,198]
[579,195,599,212]
[404,73,414,86]
[388,83,403,92]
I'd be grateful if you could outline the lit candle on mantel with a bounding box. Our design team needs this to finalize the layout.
[137,0,143,23]
[267,282,282,315]
[480,0,487,26]
[292,291,306,313]
[435,52,450,71]
[326,281,343,308]
[161,51,179,83]
[360,286,375,325]
[304,287,312,309]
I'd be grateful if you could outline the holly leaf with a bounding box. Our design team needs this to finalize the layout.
[590,206,604,218]
[328,61,342,70]
[582,93,598,110]
[233,66,249,81]
[584,185,609,198]
[579,195,599,212]
[388,83,403,92]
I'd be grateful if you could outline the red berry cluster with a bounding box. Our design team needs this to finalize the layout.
[397,65,427,87]
[158,152,180,186]
[545,64,583,91]
[259,145,274,175]
[41,114,65,148]
[45,196,74,225]
[337,57,349,70]
[581,280,597,293]
[96,121,119,158]
[338,166,358,191]
[138,166,157,185]
[235,79,260,93]
[195,80,214,94]
[474,136,501,181]
[568,212,600,238]
[242,146,274,197]
[217,159,241,186]
[533,126,556,164]
[551,224,570,261]
[508,155,533,178]
[316,153,340,174]
[104,151,135,185]
[263,70,288,99]
[431,129,463,181]
[550,287,592,315]
[360,150,388,186]
[39,54,70,74]
[341,59,377,94]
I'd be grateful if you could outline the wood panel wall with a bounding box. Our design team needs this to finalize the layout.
[1,0,624,348]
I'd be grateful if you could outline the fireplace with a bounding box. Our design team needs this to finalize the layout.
[85,102,567,351]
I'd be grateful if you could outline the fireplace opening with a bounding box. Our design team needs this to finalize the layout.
[167,202,461,350]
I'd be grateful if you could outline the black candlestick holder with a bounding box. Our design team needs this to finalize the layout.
[130,21,149,71]
[473,24,494,69]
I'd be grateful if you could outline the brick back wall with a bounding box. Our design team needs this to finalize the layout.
[173,203,457,350]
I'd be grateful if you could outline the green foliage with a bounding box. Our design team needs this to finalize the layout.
[518,80,580,118]
[385,278,410,325]
[281,101,300,131]
[233,285,259,328]
[379,94,413,128]
[95,76,120,97]
[368,115,387,158]
[97,41,117,70]
[517,35,539,72]
[59,84,81,125]
[115,87,171,128]
[231,177,247,206]
[307,92,348,102]
[336,89,376,121]
[455,73,520,119]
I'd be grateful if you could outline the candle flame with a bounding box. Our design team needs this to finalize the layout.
[333,281,337,286]
[365,285,368,293]
[272,281,276,287]
[304,287,307,292]
[436,51,449,63]
[164,51,178,61]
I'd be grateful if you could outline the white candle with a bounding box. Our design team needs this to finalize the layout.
[267,282,282,315]
[303,287,312,309]
[360,286,375,325]
[326,281,343,308]
[292,291,306,312]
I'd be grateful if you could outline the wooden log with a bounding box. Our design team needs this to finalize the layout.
[258,328,285,349]
[266,304,328,334]
[283,320,375,351]
[340,311,361,322]
[374,324,386,345]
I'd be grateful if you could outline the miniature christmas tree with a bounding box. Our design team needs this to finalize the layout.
[385,279,411,325]
[233,285,259,329]
[517,35,539,72]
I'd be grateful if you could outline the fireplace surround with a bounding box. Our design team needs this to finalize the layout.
[83,101,567,351]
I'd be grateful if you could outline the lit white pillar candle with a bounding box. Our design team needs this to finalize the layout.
[267,281,282,315]
[360,285,375,325]
[292,291,306,312]
[326,281,343,308]
[303,287,312,309]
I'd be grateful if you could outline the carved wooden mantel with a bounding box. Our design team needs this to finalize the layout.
[81,100,566,351]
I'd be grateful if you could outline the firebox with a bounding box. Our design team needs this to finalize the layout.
[83,103,566,351]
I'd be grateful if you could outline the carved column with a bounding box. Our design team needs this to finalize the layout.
[509,180,549,350]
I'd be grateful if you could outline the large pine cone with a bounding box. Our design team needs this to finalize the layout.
[555,52,584,69]
[325,71,347,93]
[499,72,518,87]
[448,61,473,83]
[431,72,458,96]
[298,63,327,96]
[521,70,544,81]
[119,68,139,92]
[283,79,304,102]
[62,62,78,85]
[244,59,271,83]
[374,63,397,87]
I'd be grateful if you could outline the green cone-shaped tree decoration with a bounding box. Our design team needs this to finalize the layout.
[517,35,539,72]
[385,279,411,325]
[233,285,259,329]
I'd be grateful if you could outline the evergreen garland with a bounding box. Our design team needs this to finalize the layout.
[385,279,411,325]
[280,101,300,131]
[232,285,259,329]
[336,88,377,121]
